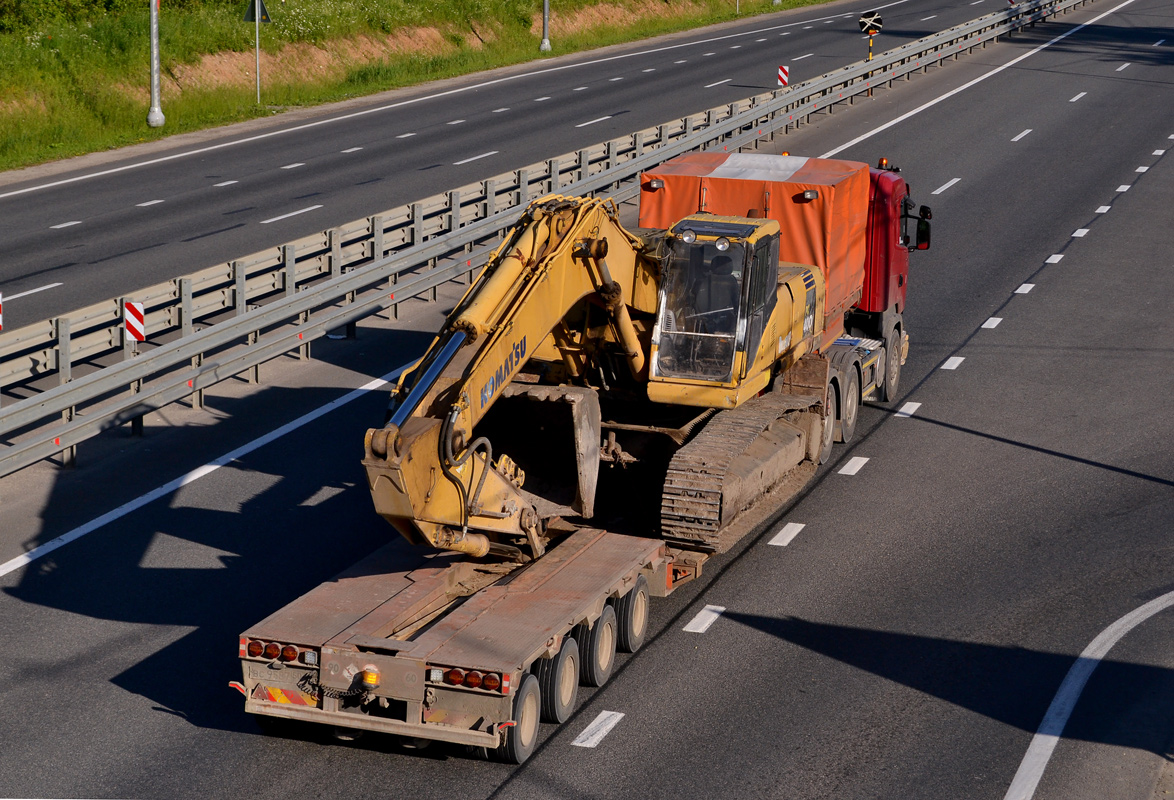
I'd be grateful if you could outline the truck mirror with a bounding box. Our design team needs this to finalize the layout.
[915,218,931,250]
[919,205,932,221]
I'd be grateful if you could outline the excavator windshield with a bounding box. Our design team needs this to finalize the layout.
[653,237,748,383]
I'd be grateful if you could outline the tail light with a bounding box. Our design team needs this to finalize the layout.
[464,671,483,689]
[444,668,465,685]
[280,645,299,662]
[263,642,281,660]
[482,673,501,691]
[247,640,264,658]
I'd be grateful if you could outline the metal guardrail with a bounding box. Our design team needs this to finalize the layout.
[0,0,1093,478]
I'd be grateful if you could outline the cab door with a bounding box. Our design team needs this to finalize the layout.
[740,235,780,375]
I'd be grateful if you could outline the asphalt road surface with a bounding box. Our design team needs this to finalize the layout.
[1,0,1172,797]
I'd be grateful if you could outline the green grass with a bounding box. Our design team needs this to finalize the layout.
[0,0,832,171]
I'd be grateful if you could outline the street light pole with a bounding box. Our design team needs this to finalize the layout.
[540,0,551,51]
[254,0,261,104]
[147,0,165,127]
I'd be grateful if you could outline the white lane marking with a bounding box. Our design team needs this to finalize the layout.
[1015,284,1035,294]
[259,205,322,224]
[1155,39,1166,46]
[0,363,411,579]
[1002,589,1174,800]
[1116,184,1131,191]
[609,76,624,81]
[572,711,625,748]
[396,132,417,138]
[1012,129,1032,141]
[340,147,363,153]
[453,151,498,165]
[703,52,716,56]
[941,357,965,370]
[970,1,984,5]
[983,317,1003,328]
[1070,92,1086,102]
[214,180,238,186]
[921,15,937,20]
[1136,165,1149,172]
[730,45,742,49]
[1155,150,1167,155]
[136,199,164,207]
[684,605,727,633]
[0,3,914,202]
[705,78,732,87]
[794,53,814,60]
[674,59,688,63]
[756,38,767,42]
[447,119,465,125]
[1046,254,1064,263]
[780,31,792,35]
[803,25,814,29]
[769,522,806,546]
[534,96,551,101]
[1072,229,1088,238]
[643,68,656,72]
[839,457,869,475]
[280,162,304,169]
[932,178,960,195]
[51,221,82,229]
[576,116,613,128]
[3,282,63,300]
[1096,205,1111,213]
[1115,62,1130,71]
[895,402,921,418]
[492,107,511,111]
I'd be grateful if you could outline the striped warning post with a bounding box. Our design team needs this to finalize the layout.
[777,65,789,87]
[124,301,145,342]
[0,292,4,332]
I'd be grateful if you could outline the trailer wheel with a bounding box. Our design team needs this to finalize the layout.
[533,637,579,723]
[880,325,902,402]
[818,381,837,464]
[835,368,859,444]
[499,673,541,764]
[615,574,649,653]
[577,604,618,687]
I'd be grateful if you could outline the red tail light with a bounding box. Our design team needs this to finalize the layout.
[263,642,281,660]
[464,671,483,689]
[482,673,501,692]
[444,668,465,685]
[247,640,264,658]
[280,645,298,662]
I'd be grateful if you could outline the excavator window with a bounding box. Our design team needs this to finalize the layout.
[653,238,748,382]
[742,236,780,366]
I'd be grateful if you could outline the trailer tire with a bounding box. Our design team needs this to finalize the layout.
[615,574,649,653]
[576,604,618,687]
[880,325,902,402]
[499,673,541,764]
[818,381,837,464]
[835,367,859,444]
[533,637,579,724]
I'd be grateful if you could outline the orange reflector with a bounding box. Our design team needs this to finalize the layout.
[263,642,281,660]
[444,668,465,685]
[280,645,298,662]
[361,668,380,688]
[464,671,483,689]
[482,673,501,692]
[247,640,264,658]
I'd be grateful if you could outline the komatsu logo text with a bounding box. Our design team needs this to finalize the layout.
[480,336,527,409]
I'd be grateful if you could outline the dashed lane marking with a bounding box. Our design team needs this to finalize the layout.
[214,180,238,186]
[730,45,742,49]
[576,116,613,128]
[1070,92,1086,102]
[492,107,510,111]
[453,151,498,165]
[1072,229,1088,238]
[839,457,869,475]
[136,200,164,207]
[609,77,624,81]
[1046,254,1064,263]
[534,96,551,101]
[684,605,726,633]
[1016,284,1035,294]
[1096,205,1111,213]
[396,132,417,138]
[1012,129,1032,141]
[705,78,733,87]
[794,53,814,60]
[942,357,965,370]
[280,162,304,169]
[341,147,362,153]
[921,15,938,20]
[932,178,960,194]
[447,119,466,125]
[1116,185,1131,192]
[1136,166,1149,173]
[895,402,921,418]
[259,205,322,224]
[1115,62,1130,71]
[643,68,656,72]
[1155,150,1167,156]
[3,282,63,301]
[1155,39,1166,46]
[572,711,625,748]
[51,221,82,229]
[983,317,1003,328]
[769,522,805,546]
[573,87,588,91]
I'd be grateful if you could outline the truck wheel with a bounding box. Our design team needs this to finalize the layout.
[533,637,579,723]
[880,326,902,402]
[577,604,618,687]
[819,381,837,464]
[835,368,859,444]
[615,574,649,653]
[499,673,541,764]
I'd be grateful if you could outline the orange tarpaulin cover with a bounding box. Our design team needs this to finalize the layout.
[640,153,869,341]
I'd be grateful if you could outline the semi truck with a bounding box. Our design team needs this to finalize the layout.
[233,152,932,763]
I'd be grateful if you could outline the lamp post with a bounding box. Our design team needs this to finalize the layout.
[540,0,551,51]
[147,0,165,127]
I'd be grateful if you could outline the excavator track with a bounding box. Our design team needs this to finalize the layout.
[660,391,823,552]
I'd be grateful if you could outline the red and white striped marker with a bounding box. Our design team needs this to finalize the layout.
[124,301,145,342]
[777,65,789,87]
[0,292,4,332]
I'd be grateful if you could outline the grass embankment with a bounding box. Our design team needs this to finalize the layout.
[0,0,826,172]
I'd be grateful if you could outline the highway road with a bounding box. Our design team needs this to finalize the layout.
[4,0,1013,331]
[1,0,1173,797]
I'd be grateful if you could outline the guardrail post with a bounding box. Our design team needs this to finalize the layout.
[283,246,296,297]
[298,308,311,360]
[517,168,530,207]
[547,159,558,194]
[484,178,497,218]
[635,132,645,157]
[55,317,76,467]
[329,229,342,278]
[446,193,460,233]
[578,149,589,183]
[233,261,246,316]
[390,273,399,321]
[429,258,439,301]
[411,204,423,246]
[180,279,204,410]
[370,216,385,262]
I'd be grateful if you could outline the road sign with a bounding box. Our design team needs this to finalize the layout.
[858,12,883,34]
[124,301,146,343]
[243,0,271,23]
[777,65,790,87]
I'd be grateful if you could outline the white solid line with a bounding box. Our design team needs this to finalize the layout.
[1003,589,1174,800]
[576,116,613,128]
[941,357,965,370]
[534,96,551,101]
[214,180,238,186]
[1070,92,1086,102]
[932,178,960,195]
[1072,229,1088,238]
[684,604,726,633]
[259,205,323,224]
[281,162,305,169]
[1116,184,1131,192]
[769,522,806,546]
[839,457,869,475]
[983,317,1003,328]
[0,4,913,202]
[136,199,164,207]
[0,363,411,579]
[1115,62,1130,71]
[1015,284,1035,294]
[1012,129,1032,141]
[51,221,82,229]
[794,53,814,60]
[3,282,63,301]
[1155,150,1166,156]
[341,147,363,153]
[396,132,417,138]
[705,78,733,87]
[453,151,498,165]
[572,711,625,748]
[1096,205,1111,213]
[921,15,937,20]
[895,402,921,418]
[1046,254,1064,263]
[1136,166,1149,173]
[820,0,1138,159]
